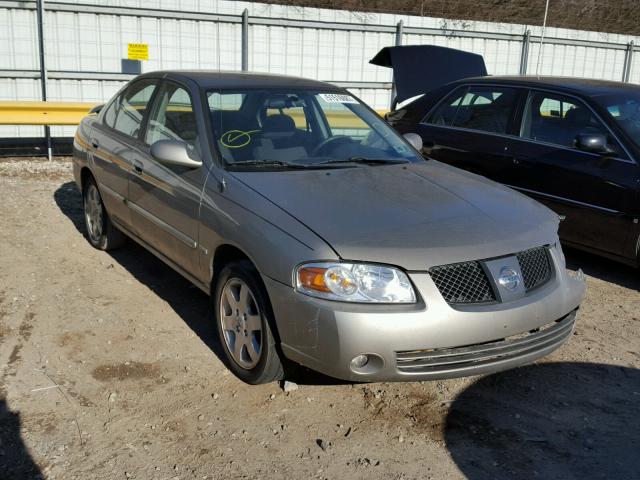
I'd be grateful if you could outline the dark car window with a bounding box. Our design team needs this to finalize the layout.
[146,83,198,147]
[110,80,157,138]
[426,85,518,134]
[520,91,624,156]
[592,91,640,153]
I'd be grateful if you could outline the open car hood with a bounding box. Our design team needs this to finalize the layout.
[370,45,487,104]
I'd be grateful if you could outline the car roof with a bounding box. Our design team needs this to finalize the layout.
[456,75,640,96]
[138,70,339,91]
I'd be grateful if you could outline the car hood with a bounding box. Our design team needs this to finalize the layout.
[230,161,559,270]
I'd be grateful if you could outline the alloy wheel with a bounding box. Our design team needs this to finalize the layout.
[219,278,263,369]
[84,183,104,242]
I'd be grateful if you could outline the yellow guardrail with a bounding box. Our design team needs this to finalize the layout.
[0,101,97,126]
[0,101,388,127]
[281,109,389,129]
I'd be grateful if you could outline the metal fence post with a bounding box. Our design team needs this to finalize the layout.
[36,0,52,160]
[241,9,249,71]
[519,29,530,75]
[622,41,634,83]
[390,20,403,109]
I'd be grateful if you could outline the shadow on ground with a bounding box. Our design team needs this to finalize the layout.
[0,398,41,479]
[53,181,343,385]
[53,182,235,371]
[445,362,640,480]
[564,246,639,290]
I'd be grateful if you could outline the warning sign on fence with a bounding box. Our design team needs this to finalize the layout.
[127,43,149,61]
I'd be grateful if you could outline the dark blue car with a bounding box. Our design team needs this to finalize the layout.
[383,58,640,266]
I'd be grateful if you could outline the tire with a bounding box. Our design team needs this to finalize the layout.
[82,176,126,251]
[213,260,284,384]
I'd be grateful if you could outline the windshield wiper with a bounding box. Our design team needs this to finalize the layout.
[227,159,351,170]
[226,159,312,170]
[317,157,409,166]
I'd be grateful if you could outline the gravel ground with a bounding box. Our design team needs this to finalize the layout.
[0,157,638,480]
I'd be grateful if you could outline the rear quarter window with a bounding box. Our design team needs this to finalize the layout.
[102,99,118,128]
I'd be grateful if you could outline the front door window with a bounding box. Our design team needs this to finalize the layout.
[520,91,625,157]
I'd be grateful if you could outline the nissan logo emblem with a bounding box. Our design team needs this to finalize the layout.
[498,267,521,291]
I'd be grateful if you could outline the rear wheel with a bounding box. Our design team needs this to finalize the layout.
[214,261,284,384]
[82,177,126,250]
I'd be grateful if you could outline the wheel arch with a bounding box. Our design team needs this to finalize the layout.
[210,243,254,293]
[210,243,284,345]
[79,166,95,192]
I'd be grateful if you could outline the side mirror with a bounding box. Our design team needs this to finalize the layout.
[150,140,202,168]
[385,108,407,125]
[403,132,423,151]
[575,133,609,154]
[89,104,104,114]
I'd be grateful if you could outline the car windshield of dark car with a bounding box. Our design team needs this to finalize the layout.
[593,91,640,150]
[206,88,424,168]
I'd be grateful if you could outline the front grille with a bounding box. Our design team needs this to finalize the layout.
[517,246,552,291]
[395,311,576,375]
[429,261,496,304]
[429,246,553,305]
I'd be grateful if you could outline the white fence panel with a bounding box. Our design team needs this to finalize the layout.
[0,8,38,70]
[527,42,627,80]
[1,0,640,139]
[630,55,640,85]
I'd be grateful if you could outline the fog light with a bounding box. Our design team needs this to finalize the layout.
[349,353,384,374]
[568,268,586,282]
[350,354,369,369]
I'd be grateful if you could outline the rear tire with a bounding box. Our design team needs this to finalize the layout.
[213,260,284,384]
[82,177,126,251]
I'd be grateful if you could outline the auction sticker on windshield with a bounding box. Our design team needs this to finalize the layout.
[319,93,359,104]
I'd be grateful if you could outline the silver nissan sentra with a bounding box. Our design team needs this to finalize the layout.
[73,71,586,384]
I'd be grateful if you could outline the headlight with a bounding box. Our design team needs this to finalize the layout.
[296,262,416,303]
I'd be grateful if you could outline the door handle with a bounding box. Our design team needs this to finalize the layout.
[91,138,99,149]
[513,158,534,166]
[133,160,144,174]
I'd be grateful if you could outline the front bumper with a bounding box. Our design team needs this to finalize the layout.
[264,247,586,382]
[393,310,575,377]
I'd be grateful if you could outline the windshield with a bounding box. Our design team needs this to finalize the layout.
[206,88,424,168]
[593,91,640,150]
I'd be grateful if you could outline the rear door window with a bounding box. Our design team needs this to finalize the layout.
[110,79,158,139]
[426,85,519,135]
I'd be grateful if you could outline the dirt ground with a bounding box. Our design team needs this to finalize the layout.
[0,157,638,480]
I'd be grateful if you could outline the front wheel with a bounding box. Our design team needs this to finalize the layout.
[82,177,126,250]
[213,261,284,384]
